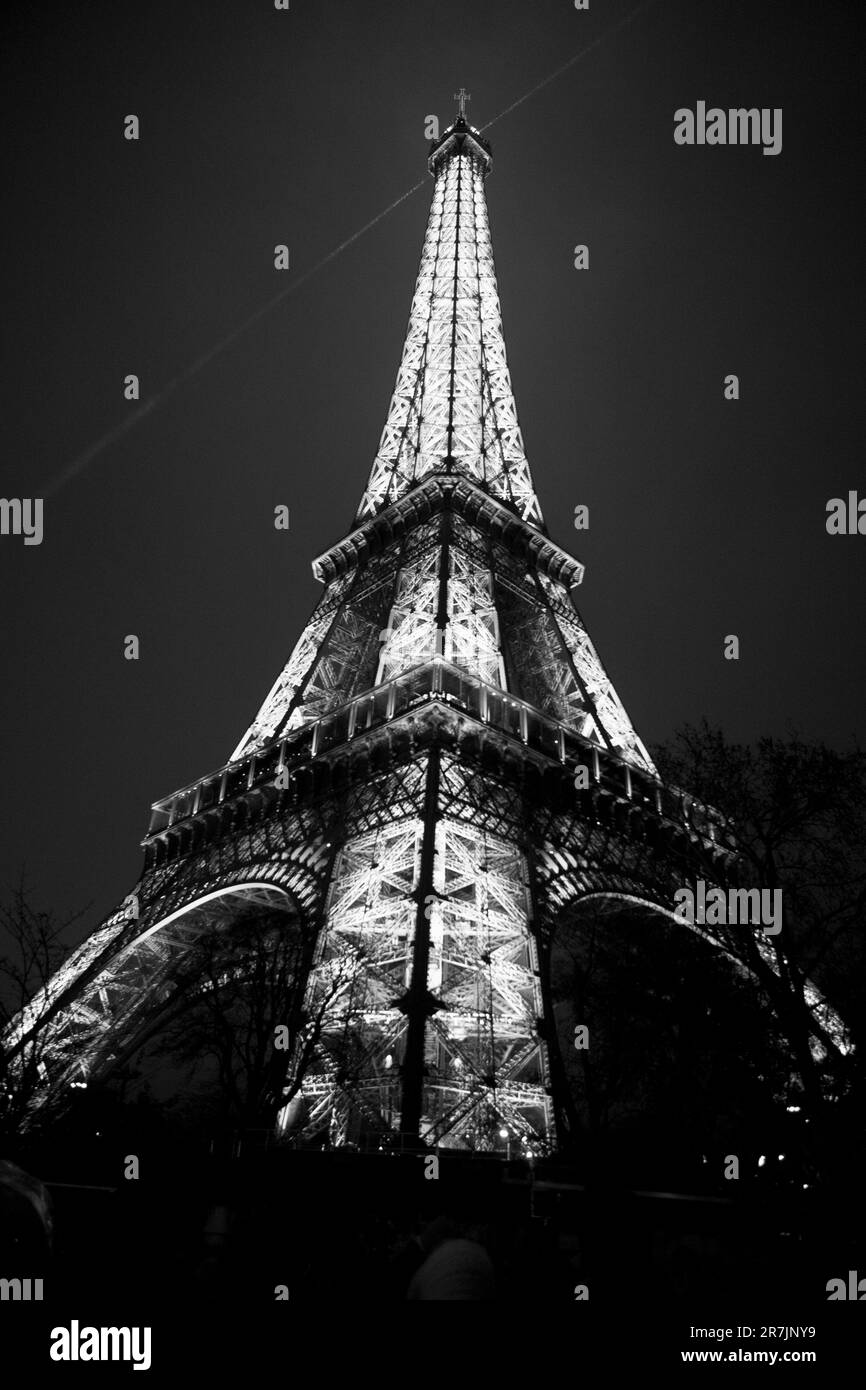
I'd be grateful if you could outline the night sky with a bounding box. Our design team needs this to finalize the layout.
[1,0,863,940]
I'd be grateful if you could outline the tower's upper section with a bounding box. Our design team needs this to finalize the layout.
[355,117,545,531]
[223,113,655,778]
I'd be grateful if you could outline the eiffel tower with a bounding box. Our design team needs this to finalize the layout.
[7,105,736,1153]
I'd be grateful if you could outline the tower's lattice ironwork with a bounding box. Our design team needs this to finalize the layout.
[6,114,761,1152]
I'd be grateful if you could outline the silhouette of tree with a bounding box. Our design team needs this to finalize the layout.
[0,874,86,1141]
[159,915,366,1137]
[552,897,793,1186]
[654,723,866,1118]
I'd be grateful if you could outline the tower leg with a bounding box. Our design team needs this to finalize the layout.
[400,747,441,1139]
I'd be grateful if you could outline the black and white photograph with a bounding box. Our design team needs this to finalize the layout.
[1,0,864,1368]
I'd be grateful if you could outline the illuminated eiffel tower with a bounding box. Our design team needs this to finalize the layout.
[7,102,736,1153]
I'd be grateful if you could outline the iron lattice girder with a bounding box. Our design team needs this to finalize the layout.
[8,693,726,1139]
[290,758,551,1148]
[232,475,584,762]
[230,476,656,777]
[3,808,337,1107]
[358,132,543,529]
[7,119,751,1151]
[148,662,730,875]
[10,888,308,1107]
[313,477,582,591]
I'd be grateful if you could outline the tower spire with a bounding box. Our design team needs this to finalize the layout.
[453,86,470,120]
[356,108,545,530]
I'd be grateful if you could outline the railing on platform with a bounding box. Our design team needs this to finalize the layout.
[145,660,731,850]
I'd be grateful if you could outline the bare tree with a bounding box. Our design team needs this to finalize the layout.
[160,916,367,1136]
[0,874,87,1140]
[552,899,792,1170]
[654,722,866,1119]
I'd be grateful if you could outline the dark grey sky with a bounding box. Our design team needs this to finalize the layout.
[1,0,863,935]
